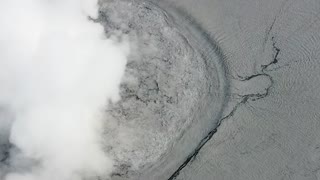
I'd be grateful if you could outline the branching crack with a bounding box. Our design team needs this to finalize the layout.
[262,36,280,70]
[168,97,247,179]
[168,35,280,180]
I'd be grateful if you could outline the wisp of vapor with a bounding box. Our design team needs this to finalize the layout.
[0,0,129,179]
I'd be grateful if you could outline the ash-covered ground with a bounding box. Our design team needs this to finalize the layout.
[97,0,226,179]
[99,0,320,179]
[1,0,319,180]
[167,0,320,180]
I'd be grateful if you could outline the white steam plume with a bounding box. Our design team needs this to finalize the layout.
[0,0,129,180]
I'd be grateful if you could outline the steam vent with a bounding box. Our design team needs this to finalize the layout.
[1,0,320,180]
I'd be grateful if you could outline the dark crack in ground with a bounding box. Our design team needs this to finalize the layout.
[168,8,280,180]
[96,1,227,179]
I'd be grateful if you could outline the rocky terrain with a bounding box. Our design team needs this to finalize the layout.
[100,0,320,179]
[2,0,319,179]
[98,0,226,179]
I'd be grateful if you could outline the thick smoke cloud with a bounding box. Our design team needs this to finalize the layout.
[0,0,129,180]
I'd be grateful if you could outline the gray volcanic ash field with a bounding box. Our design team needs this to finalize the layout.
[1,0,320,180]
[98,0,226,178]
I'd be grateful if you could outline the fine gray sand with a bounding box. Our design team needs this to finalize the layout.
[167,0,320,180]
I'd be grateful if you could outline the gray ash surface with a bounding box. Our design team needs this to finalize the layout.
[97,0,225,179]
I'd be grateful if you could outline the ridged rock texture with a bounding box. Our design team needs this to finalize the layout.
[95,0,320,179]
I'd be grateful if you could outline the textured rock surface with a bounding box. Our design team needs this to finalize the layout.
[97,0,226,179]
[99,0,320,179]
